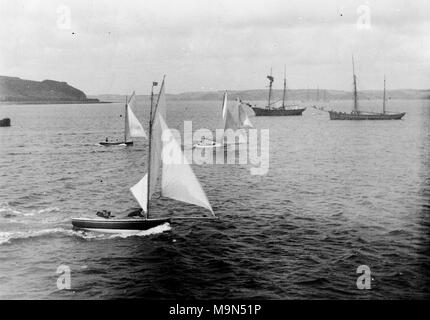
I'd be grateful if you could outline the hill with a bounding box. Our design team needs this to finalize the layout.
[92,88,430,102]
[0,76,101,104]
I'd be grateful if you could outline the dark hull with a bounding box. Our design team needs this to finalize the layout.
[0,118,11,127]
[329,111,405,120]
[99,141,133,146]
[72,217,171,231]
[252,107,306,116]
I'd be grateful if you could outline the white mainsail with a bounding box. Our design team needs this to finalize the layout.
[224,107,240,131]
[127,93,146,138]
[159,114,214,215]
[222,106,247,145]
[214,93,246,143]
[130,78,213,215]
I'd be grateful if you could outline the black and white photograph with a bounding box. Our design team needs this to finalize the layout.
[0,0,429,308]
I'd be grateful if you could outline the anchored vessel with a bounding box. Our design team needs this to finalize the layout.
[99,93,146,146]
[251,67,306,116]
[329,58,405,120]
[73,78,215,232]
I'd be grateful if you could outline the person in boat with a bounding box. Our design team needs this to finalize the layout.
[105,137,108,142]
[126,207,145,218]
[96,210,113,219]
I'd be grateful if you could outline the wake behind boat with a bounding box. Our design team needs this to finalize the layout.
[73,77,215,233]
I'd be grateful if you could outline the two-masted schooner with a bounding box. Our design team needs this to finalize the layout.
[328,58,405,120]
[99,93,146,146]
[250,67,306,116]
[73,77,215,233]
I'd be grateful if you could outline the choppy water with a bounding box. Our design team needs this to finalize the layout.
[0,98,429,299]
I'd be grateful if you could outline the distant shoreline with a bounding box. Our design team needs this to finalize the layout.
[0,100,112,105]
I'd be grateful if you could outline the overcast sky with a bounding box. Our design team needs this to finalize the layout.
[0,0,429,94]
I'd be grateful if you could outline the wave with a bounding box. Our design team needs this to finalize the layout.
[0,228,68,245]
[0,202,60,218]
[0,223,171,245]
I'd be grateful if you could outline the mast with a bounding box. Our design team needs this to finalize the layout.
[267,68,274,109]
[124,95,128,143]
[383,75,386,114]
[282,65,287,108]
[352,55,358,113]
[146,83,156,219]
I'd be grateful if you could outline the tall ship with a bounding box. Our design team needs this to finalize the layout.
[251,67,306,116]
[329,58,405,120]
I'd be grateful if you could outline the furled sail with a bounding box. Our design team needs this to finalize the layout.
[159,114,214,215]
[127,93,146,138]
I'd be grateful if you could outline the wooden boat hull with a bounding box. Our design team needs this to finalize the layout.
[252,107,306,116]
[71,217,171,233]
[0,118,11,127]
[99,141,133,146]
[329,111,405,120]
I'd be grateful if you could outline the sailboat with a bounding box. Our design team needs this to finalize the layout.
[193,92,247,149]
[250,67,306,116]
[72,77,214,233]
[328,58,405,120]
[99,93,146,146]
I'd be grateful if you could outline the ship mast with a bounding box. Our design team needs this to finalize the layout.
[146,83,157,220]
[383,75,386,114]
[267,68,274,109]
[124,95,128,143]
[352,55,358,113]
[282,65,287,108]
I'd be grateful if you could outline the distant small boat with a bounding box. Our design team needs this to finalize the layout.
[73,77,215,233]
[329,57,405,120]
[99,93,146,146]
[193,92,247,149]
[0,118,11,127]
[250,66,306,116]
